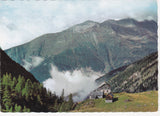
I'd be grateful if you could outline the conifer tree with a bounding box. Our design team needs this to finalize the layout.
[59,102,66,112]
[54,99,58,111]
[67,93,73,110]
[37,94,43,105]
[60,89,64,102]
[0,77,2,95]
[9,106,13,112]
[2,87,12,111]
[2,73,12,88]
[22,79,33,101]
[32,82,39,95]
[11,77,17,90]
[15,104,22,112]
[15,75,25,94]
[23,106,30,112]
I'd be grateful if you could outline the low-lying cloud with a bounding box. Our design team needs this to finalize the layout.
[22,56,44,71]
[43,65,103,102]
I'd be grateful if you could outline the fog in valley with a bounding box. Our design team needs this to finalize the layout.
[43,65,103,102]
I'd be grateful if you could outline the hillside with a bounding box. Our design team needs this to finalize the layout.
[0,48,75,112]
[96,52,158,93]
[95,65,128,84]
[5,18,157,82]
[0,48,38,82]
[73,91,158,112]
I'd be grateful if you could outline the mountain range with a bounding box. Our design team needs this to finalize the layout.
[5,18,157,82]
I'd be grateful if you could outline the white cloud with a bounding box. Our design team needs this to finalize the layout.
[22,56,44,71]
[43,65,103,102]
[0,0,157,50]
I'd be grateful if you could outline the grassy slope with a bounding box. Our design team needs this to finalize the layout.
[72,91,158,112]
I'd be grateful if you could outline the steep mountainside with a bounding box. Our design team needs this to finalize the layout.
[0,48,74,112]
[96,52,158,93]
[0,48,38,82]
[95,65,128,84]
[5,18,157,82]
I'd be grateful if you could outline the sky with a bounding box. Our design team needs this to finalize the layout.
[0,0,157,50]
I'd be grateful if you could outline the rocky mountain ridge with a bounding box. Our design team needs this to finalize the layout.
[5,18,157,82]
[96,52,158,93]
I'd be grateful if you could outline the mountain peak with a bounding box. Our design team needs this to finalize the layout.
[118,18,137,22]
[115,18,138,27]
[72,20,99,33]
[83,20,97,24]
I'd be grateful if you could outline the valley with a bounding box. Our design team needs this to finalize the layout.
[0,18,158,112]
[0,0,158,113]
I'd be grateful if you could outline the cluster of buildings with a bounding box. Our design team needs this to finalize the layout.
[89,82,114,103]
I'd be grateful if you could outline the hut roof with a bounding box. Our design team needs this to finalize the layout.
[105,93,113,100]
[98,82,111,89]
[90,91,103,98]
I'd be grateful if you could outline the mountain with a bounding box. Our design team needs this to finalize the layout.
[96,52,158,93]
[0,48,74,112]
[0,48,38,83]
[5,18,157,82]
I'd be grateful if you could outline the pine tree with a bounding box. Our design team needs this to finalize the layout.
[67,93,73,110]
[9,106,13,112]
[37,95,43,105]
[54,99,58,111]
[22,79,33,101]
[15,104,22,112]
[23,106,30,112]
[32,82,39,95]
[2,87,12,111]
[0,77,2,96]
[48,90,52,98]
[22,106,27,112]
[2,74,6,85]
[64,94,74,111]
[59,102,66,112]
[60,89,64,102]
[15,75,25,94]
[11,77,17,90]
[2,73,12,88]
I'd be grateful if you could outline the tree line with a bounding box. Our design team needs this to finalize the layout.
[0,73,74,112]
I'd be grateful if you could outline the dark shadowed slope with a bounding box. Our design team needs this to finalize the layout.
[0,48,74,112]
[0,48,38,82]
